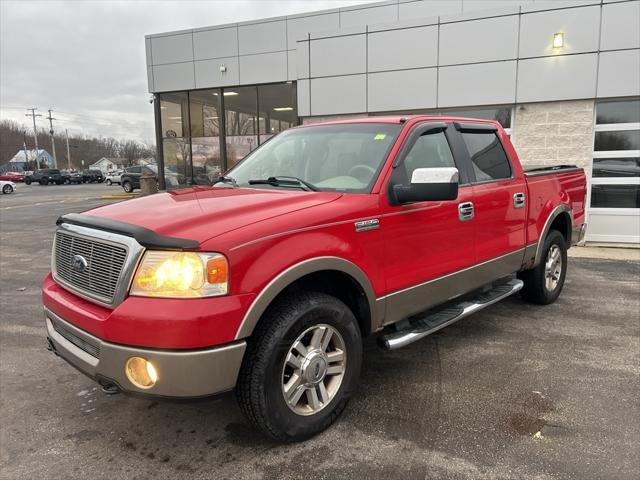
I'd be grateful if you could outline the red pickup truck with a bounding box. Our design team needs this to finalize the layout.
[44,116,586,441]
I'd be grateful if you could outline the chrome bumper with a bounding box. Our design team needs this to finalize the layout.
[45,308,246,397]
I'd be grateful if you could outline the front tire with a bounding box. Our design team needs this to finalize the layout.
[2,184,13,194]
[106,179,112,185]
[122,181,133,193]
[518,230,567,305]
[24,178,31,185]
[236,292,362,442]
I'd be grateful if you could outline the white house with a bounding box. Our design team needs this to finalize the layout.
[89,157,126,174]
[0,149,55,172]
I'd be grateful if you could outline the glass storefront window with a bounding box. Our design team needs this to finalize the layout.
[258,83,297,143]
[595,99,640,125]
[594,130,640,151]
[591,184,640,208]
[159,92,190,188]
[162,138,189,188]
[189,89,222,185]
[224,87,259,168]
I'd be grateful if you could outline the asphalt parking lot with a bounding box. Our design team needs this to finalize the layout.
[1,184,639,480]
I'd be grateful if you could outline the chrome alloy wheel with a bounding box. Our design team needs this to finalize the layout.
[545,244,563,291]
[281,324,346,416]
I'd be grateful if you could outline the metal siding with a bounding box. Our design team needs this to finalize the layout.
[287,50,297,81]
[239,52,288,84]
[238,20,287,55]
[145,38,153,66]
[597,49,640,98]
[398,0,463,19]
[195,57,240,88]
[339,4,398,28]
[297,41,310,78]
[286,13,340,50]
[520,0,599,13]
[310,75,367,115]
[368,68,437,111]
[439,16,519,65]
[600,1,640,51]
[438,61,517,107]
[150,33,193,65]
[368,26,438,72]
[519,5,600,58]
[152,63,195,91]
[193,27,238,60]
[310,35,367,77]
[297,79,311,116]
[147,66,154,92]
[517,53,597,103]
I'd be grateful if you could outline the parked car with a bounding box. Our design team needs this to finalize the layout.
[61,171,83,184]
[119,165,157,193]
[0,171,26,182]
[44,116,586,442]
[24,169,63,185]
[82,169,104,183]
[1,180,17,194]
[105,170,123,186]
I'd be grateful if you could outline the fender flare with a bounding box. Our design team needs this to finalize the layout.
[533,204,572,267]
[234,256,379,340]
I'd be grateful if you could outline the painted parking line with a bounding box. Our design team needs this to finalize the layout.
[0,197,113,210]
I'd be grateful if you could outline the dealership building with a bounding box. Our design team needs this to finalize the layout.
[145,0,640,245]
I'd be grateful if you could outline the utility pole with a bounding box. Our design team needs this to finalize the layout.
[65,129,72,170]
[25,108,42,168]
[46,109,57,168]
[22,131,29,169]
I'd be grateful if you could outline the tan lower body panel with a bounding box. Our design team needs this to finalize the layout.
[380,248,526,327]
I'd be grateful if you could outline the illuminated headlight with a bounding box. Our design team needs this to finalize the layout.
[130,251,228,298]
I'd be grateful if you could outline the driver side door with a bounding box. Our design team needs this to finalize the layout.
[380,122,476,324]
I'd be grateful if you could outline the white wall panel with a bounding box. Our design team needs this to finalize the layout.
[368,69,437,111]
[439,61,517,107]
[519,6,600,58]
[239,52,288,84]
[152,63,195,91]
[193,27,238,60]
[296,42,310,78]
[340,4,398,28]
[297,79,311,116]
[287,51,296,81]
[368,26,438,72]
[521,0,599,13]
[147,65,154,92]
[601,1,640,51]
[238,20,287,55]
[597,49,640,98]
[399,0,463,20]
[310,35,366,77]
[150,34,193,64]
[194,57,239,88]
[440,16,519,65]
[286,13,340,49]
[145,38,153,66]
[310,75,366,115]
[517,53,597,103]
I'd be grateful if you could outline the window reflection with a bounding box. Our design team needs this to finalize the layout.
[594,130,640,151]
[591,185,640,209]
[258,83,297,143]
[224,87,259,168]
[159,92,189,188]
[190,89,222,185]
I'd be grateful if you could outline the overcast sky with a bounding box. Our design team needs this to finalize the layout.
[0,0,371,145]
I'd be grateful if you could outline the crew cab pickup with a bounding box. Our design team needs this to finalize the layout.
[43,116,586,441]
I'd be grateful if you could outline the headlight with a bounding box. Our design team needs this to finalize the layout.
[130,251,228,298]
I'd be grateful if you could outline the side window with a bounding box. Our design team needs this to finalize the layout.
[128,166,141,174]
[461,132,511,181]
[402,130,455,181]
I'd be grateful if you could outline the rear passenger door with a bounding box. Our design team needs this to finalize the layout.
[455,123,526,263]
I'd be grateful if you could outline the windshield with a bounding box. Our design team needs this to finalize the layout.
[224,123,402,193]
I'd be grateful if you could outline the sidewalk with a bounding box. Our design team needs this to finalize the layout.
[568,245,640,262]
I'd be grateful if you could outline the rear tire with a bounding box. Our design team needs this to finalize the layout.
[24,178,31,185]
[518,230,567,305]
[236,292,362,442]
[106,179,112,185]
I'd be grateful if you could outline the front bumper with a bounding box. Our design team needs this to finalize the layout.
[45,307,246,398]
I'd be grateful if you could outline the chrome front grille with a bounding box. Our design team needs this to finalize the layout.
[50,317,100,359]
[54,230,128,304]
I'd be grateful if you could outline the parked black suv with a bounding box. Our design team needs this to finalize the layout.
[24,169,63,185]
[120,165,157,193]
[82,169,104,183]
[61,171,83,184]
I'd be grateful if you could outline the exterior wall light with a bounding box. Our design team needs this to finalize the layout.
[553,32,564,48]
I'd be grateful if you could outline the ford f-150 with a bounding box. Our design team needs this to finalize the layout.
[43,116,586,441]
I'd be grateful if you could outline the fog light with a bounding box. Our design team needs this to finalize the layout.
[125,357,158,389]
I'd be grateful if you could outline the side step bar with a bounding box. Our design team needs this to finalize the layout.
[379,278,523,350]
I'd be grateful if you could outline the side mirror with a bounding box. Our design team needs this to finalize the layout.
[391,167,459,205]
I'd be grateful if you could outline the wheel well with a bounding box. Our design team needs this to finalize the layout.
[275,270,372,337]
[549,211,571,244]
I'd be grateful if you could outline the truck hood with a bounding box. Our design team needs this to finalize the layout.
[86,187,342,245]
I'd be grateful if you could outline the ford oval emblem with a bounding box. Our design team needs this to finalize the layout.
[71,254,88,273]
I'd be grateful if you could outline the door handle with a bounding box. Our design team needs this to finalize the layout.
[458,202,474,221]
[513,192,525,209]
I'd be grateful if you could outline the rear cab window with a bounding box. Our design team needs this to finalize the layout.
[460,131,512,182]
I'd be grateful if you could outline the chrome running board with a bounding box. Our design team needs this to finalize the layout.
[379,278,523,350]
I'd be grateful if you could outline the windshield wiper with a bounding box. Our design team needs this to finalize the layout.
[248,176,318,192]
[216,175,238,188]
